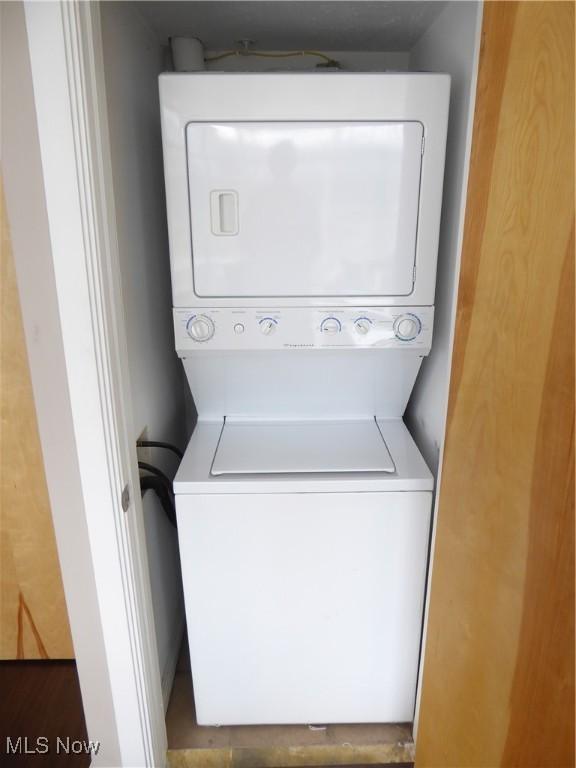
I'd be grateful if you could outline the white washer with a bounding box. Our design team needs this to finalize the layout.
[174,418,432,725]
[159,72,449,726]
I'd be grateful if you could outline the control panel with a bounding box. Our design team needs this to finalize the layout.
[174,307,434,354]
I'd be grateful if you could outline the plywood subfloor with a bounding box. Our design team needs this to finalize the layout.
[166,644,414,767]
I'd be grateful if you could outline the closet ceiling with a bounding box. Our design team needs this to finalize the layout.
[133,1,447,51]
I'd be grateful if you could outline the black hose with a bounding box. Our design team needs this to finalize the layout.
[139,474,177,528]
[137,440,183,460]
[138,461,177,527]
[138,461,172,485]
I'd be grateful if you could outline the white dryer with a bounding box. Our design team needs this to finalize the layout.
[159,72,450,725]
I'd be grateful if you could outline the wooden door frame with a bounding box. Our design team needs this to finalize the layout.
[21,1,166,764]
[412,0,483,738]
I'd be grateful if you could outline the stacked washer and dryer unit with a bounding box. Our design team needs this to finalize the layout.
[159,73,449,726]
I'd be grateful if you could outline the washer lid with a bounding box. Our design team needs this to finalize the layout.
[211,419,395,476]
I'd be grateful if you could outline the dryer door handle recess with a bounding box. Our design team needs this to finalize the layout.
[210,190,239,236]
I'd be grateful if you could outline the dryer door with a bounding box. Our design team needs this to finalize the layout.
[186,121,423,299]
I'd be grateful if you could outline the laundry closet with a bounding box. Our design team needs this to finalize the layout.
[98,1,482,763]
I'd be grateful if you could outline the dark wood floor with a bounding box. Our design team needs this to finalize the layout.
[0,661,89,767]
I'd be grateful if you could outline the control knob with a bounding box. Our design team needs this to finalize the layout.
[187,314,215,342]
[259,318,278,336]
[354,318,373,335]
[393,313,421,341]
[321,317,342,334]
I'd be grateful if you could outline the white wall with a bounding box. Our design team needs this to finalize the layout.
[100,1,188,707]
[405,1,482,475]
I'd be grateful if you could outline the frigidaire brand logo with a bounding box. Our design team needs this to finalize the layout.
[5,736,101,756]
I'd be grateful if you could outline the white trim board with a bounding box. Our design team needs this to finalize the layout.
[21,1,166,765]
[1,3,122,760]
